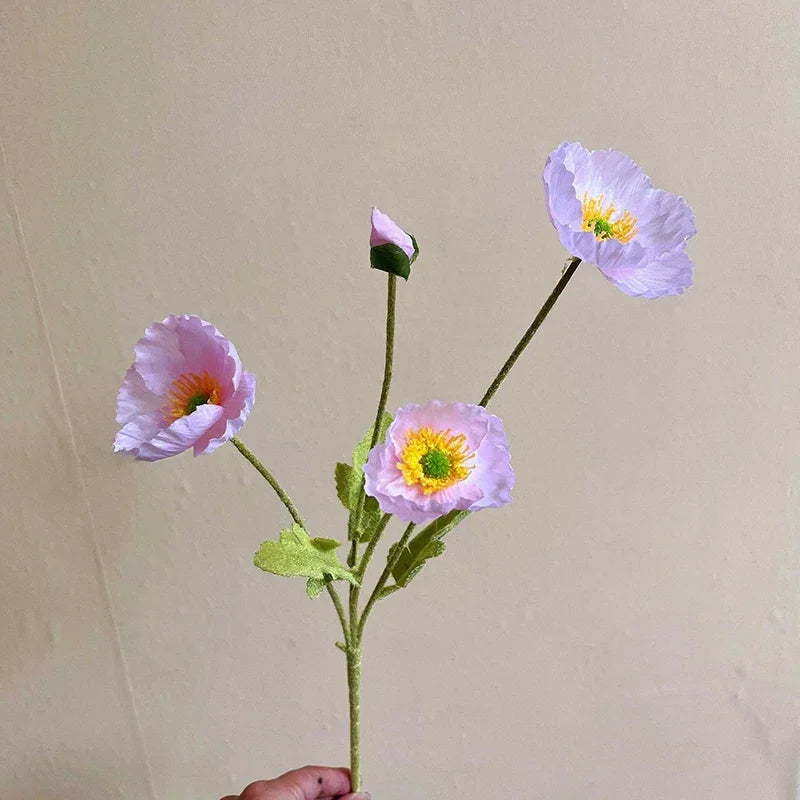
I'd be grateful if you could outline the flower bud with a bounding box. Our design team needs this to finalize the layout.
[369,207,418,280]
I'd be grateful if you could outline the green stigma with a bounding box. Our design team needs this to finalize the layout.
[186,393,211,415]
[420,448,451,480]
[592,217,614,239]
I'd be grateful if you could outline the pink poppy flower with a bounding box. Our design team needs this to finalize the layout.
[114,315,256,461]
[363,401,514,524]
[543,142,696,298]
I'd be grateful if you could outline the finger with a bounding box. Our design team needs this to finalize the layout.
[247,766,351,800]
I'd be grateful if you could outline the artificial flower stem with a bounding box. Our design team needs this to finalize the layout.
[346,641,363,790]
[327,583,350,641]
[349,272,397,563]
[358,522,416,638]
[230,437,305,528]
[368,272,397,451]
[344,272,398,786]
[355,513,392,580]
[388,259,582,561]
[229,437,350,640]
[343,515,394,791]
[479,257,581,408]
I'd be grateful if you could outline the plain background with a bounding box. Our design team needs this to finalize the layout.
[2,1,799,798]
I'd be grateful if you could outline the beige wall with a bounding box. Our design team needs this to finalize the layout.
[2,1,799,798]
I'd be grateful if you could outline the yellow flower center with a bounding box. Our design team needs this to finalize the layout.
[397,427,475,494]
[581,193,637,243]
[165,370,222,421]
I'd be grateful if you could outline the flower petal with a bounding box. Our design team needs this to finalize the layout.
[543,144,582,228]
[133,319,185,394]
[633,189,697,257]
[193,370,256,456]
[173,315,243,391]
[132,403,225,462]
[602,248,694,299]
[370,207,415,261]
[115,366,162,426]
[464,413,515,510]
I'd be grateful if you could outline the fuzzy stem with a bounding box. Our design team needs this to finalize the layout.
[355,513,392,580]
[358,522,416,638]
[231,437,304,527]
[230,438,350,653]
[349,273,397,563]
[345,272,397,790]
[479,257,581,408]
[327,584,349,640]
[346,641,362,790]
[380,259,583,604]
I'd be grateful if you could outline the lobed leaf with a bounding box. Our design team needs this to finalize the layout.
[254,524,358,589]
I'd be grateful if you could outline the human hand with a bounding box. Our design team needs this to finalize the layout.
[220,765,370,800]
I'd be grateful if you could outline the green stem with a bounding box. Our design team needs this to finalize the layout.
[344,273,397,790]
[230,437,304,527]
[382,259,582,594]
[354,513,392,580]
[327,584,349,640]
[349,522,416,790]
[346,641,362,791]
[349,273,397,564]
[358,522,416,638]
[479,257,581,408]
[230,437,349,650]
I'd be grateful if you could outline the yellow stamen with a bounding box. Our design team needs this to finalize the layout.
[397,427,475,495]
[581,192,637,244]
[164,370,222,421]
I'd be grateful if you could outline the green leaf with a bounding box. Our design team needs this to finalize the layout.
[306,577,326,598]
[377,584,402,600]
[408,232,419,266]
[338,414,394,541]
[390,510,470,587]
[335,413,393,517]
[335,462,355,509]
[370,242,411,280]
[352,412,393,477]
[254,524,358,586]
[357,495,383,542]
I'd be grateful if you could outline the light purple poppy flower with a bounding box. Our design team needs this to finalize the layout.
[543,142,696,298]
[363,401,514,524]
[370,207,419,280]
[114,315,256,461]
